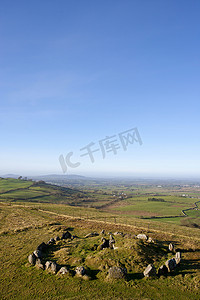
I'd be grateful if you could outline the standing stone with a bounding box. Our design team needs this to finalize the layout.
[175,252,181,265]
[108,266,127,279]
[169,243,175,252]
[158,265,168,276]
[165,258,176,272]
[143,264,156,277]
[28,253,36,265]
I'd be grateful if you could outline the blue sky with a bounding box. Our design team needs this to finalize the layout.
[0,0,200,177]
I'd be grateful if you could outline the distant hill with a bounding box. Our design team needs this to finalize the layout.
[0,177,88,205]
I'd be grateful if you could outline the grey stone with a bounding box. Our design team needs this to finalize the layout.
[59,267,69,275]
[137,234,148,240]
[54,236,60,241]
[76,266,86,276]
[50,262,58,274]
[28,253,36,265]
[108,266,127,279]
[45,261,52,270]
[169,243,175,251]
[175,252,181,259]
[165,258,176,272]
[35,258,44,270]
[101,229,105,234]
[143,264,156,277]
[158,265,168,276]
[175,252,181,265]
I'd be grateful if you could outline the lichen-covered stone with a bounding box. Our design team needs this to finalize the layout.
[108,266,127,279]
[28,253,36,265]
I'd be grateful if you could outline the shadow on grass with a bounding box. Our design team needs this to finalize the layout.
[127,272,143,281]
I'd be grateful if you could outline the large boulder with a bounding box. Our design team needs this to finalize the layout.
[37,242,47,252]
[165,258,176,272]
[158,265,168,276]
[143,264,156,277]
[28,253,36,265]
[108,266,127,279]
[61,231,72,240]
[75,266,86,276]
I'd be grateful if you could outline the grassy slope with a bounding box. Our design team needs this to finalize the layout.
[0,203,200,300]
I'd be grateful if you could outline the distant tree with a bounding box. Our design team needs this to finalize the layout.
[18,176,22,180]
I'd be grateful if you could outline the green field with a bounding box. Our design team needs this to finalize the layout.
[0,178,200,299]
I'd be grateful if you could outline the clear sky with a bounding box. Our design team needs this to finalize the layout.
[0,0,200,178]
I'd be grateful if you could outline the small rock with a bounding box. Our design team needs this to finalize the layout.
[114,232,123,236]
[137,234,148,241]
[158,265,168,276]
[143,264,156,277]
[169,243,175,252]
[147,237,154,243]
[28,253,36,265]
[47,238,55,245]
[54,236,60,241]
[165,258,176,272]
[108,266,127,279]
[61,231,72,240]
[76,266,86,276]
[59,267,69,275]
[100,229,105,234]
